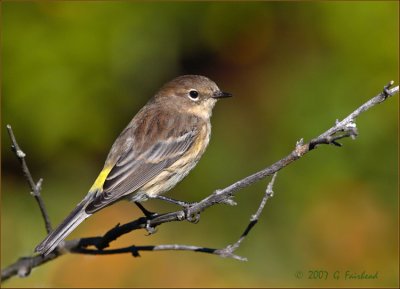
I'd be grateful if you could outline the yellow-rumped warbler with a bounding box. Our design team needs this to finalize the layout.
[35,75,232,255]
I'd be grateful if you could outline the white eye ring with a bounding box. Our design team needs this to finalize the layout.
[188,89,199,101]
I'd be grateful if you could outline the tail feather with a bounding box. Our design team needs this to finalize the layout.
[35,200,91,256]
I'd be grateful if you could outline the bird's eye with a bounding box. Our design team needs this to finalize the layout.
[188,90,199,100]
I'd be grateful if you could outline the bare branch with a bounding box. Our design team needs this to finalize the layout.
[6,125,52,234]
[2,174,280,282]
[1,82,398,282]
[71,243,245,260]
[215,172,278,261]
[1,252,59,281]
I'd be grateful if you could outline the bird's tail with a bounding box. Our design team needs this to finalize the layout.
[35,198,91,256]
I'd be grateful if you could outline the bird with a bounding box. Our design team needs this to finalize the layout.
[35,75,232,256]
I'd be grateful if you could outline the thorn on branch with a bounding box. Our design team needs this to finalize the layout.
[130,247,141,257]
[383,80,394,99]
[219,196,237,206]
[295,139,308,157]
[309,121,358,150]
[135,202,157,218]
[35,178,43,193]
[296,138,304,147]
[331,140,342,147]
[16,149,26,158]
[145,221,157,235]
[214,245,248,261]
[30,179,44,197]
[265,173,277,198]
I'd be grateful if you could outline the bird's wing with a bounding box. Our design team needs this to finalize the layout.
[85,113,199,214]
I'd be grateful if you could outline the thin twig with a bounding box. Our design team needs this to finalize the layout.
[71,243,244,260]
[1,82,398,282]
[6,125,52,234]
[215,172,278,261]
[311,81,397,149]
[0,252,59,281]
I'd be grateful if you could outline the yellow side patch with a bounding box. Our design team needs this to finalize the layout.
[89,166,112,192]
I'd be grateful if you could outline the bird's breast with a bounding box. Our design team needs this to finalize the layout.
[136,122,211,198]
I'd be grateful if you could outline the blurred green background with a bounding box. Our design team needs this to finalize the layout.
[1,1,398,287]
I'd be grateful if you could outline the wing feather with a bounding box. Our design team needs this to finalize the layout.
[85,126,197,214]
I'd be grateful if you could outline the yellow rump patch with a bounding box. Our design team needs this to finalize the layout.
[89,166,112,192]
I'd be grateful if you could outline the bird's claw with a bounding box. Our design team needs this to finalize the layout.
[383,81,394,99]
[184,205,200,224]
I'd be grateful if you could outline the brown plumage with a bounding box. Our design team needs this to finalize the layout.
[35,75,232,256]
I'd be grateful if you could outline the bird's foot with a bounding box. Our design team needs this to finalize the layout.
[183,204,200,224]
[154,196,200,223]
[154,195,192,207]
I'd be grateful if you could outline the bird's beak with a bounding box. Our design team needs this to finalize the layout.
[212,91,233,99]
